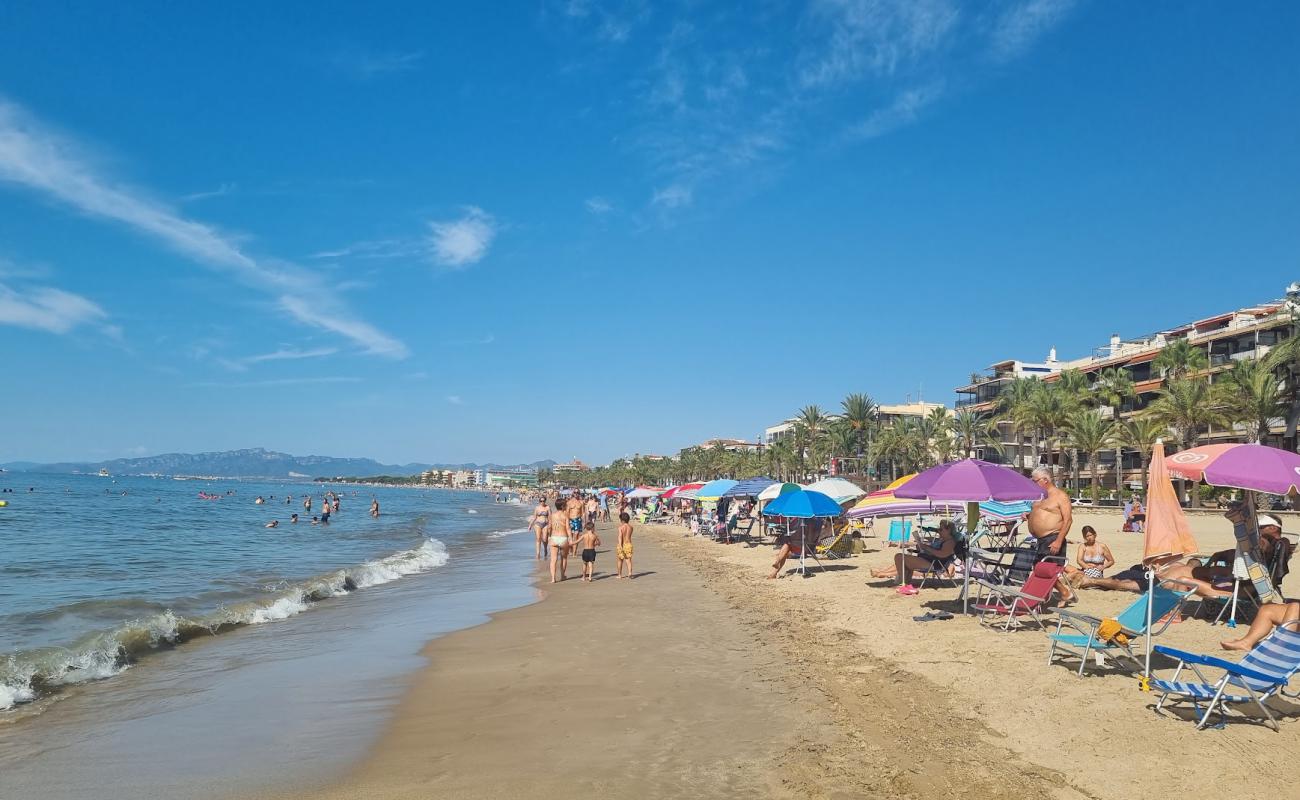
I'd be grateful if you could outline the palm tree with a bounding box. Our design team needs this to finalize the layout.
[1064,408,1114,504]
[840,393,877,463]
[917,407,953,465]
[795,405,830,478]
[1147,378,1226,507]
[1000,377,1041,471]
[1093,366,1135,496]
[1116,416,1167,496]
[1264,310,1300,442]
[1218,358,1285,444]
[764,440,794,482]
[951,408,1001,459]
[1015,382,1079,478]
[1152,338,1208,380]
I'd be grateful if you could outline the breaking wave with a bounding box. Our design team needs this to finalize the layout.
[0,539,449,713]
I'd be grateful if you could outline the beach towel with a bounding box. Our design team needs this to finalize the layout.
[1097,618,1129,646]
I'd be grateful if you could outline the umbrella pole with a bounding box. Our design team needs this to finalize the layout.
[963,501,980,614]
[799,519,807,576]
[1143,566,1155,683]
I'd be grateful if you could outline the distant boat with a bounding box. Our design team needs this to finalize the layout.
[98,468,110,477]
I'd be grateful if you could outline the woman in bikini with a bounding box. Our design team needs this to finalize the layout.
[548,497,570,583]
[1066,526,1114,585]
[530,498,551,561]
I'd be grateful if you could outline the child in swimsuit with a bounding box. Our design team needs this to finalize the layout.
[577,521,601,583]
[616,512,634,579]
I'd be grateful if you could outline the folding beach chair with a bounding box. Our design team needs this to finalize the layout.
[1047,583,1194,676]
[816,526,852,560]
[887,519,912,546]
[1151,620,1300,731]
[972,562,1063,631]
[1195,556,1259,627]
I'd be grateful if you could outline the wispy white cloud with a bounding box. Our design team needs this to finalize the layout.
[309,238,417,260]
[217,346,339,372]
[181,182,237,202]
[188,376,363,389]
[333,48,424,79]
[989,0,1077,61]
[797,0,960,89]
[445,394,464,405]
[0,98,407,357]
[650,183,692,209]
[851,82,945,139]
[561,0,1079,220]
[0,281,111,335]
[428,206,496,268]
[585,196,613,214]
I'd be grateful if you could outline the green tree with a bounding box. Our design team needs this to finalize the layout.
[1064,408,1115,504]
[1116,416,1167,497]
[1152,338,1208,380]
[1219,358,1285,444]
[999,377,1042,471]
[1093,366,1136,496]
[1147,378,1226,506]
[840,392,878,465]
[951,408,1001,460]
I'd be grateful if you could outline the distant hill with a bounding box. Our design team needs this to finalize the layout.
[1,448,557,479]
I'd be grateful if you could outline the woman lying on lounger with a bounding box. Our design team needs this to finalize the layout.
[869,520,957,586]
[1074,558,1231,600]
[1221,601,1300,651]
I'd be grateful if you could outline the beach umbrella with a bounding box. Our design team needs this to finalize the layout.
[895,460,1044,613]
[695,479,739,502]
[624,486,660,500]
[1165,443,1300,496]
[762,489,842,576]
[1140,441,1199,680]
[762,489,842,518]
[757,481,800,501]
[722,476,777,498]
[661,482,704,500]
[1143,441,1199,565]
[893,459,1045,502]
[1164,442,1291,606]
[804,477,867,504]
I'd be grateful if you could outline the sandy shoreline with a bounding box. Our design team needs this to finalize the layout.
[254,511,1296,800]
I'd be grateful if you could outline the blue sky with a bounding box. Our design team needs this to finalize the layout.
[0,2,1297,466]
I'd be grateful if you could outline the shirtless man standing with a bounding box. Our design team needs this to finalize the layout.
[1027,466,1076,604]
[565,491,585,548]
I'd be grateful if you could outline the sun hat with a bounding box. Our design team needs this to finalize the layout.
[1257,514,1282,529]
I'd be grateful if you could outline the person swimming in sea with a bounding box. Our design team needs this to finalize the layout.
[265,520,279,528]
[290,513,299,523]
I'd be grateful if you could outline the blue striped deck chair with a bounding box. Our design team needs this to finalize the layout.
[1151,620,1300,731]
[887,519,912,546]
[1047,583,1193,676]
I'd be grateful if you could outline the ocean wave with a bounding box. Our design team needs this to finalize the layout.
[0,538,449,713]
[486,527,530,539]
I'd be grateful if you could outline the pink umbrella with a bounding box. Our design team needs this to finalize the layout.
[893,459,1045,502]
[1165,443,1300,494]
[1144,441,1198,564]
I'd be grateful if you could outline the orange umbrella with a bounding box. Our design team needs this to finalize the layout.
[1143,440,1198,565]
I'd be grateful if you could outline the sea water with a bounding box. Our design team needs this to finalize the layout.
[0,472,537,798]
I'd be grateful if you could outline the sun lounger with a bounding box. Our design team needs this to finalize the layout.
[972,562,1062,631]
[1151,620,1300,730]
[1047,583,1194,676]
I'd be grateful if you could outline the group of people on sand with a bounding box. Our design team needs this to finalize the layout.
[528,490,634,583]
[261,490,381,528]
[863,465,1296,652]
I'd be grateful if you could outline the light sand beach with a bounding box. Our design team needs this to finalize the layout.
[247,508,1297,800]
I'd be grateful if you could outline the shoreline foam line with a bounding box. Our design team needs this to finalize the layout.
[0,538,450,714]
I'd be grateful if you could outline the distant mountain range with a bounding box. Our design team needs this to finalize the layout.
[0,448,556,479]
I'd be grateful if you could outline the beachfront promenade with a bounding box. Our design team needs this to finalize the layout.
[255,511,1295,800]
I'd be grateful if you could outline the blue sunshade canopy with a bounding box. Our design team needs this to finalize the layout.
[762,489,842,518]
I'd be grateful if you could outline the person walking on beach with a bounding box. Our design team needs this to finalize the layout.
[599,491,610,522]
[565,491,584,542]
[549,497,570,582]
[1028,466,1076,605]
[585,494,598,527]
[616,512,634,579]
[577,521,601,582]
[370,498,380,517]
[530,497,551,560]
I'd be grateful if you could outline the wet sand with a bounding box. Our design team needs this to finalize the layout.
[255,521,1086,800]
